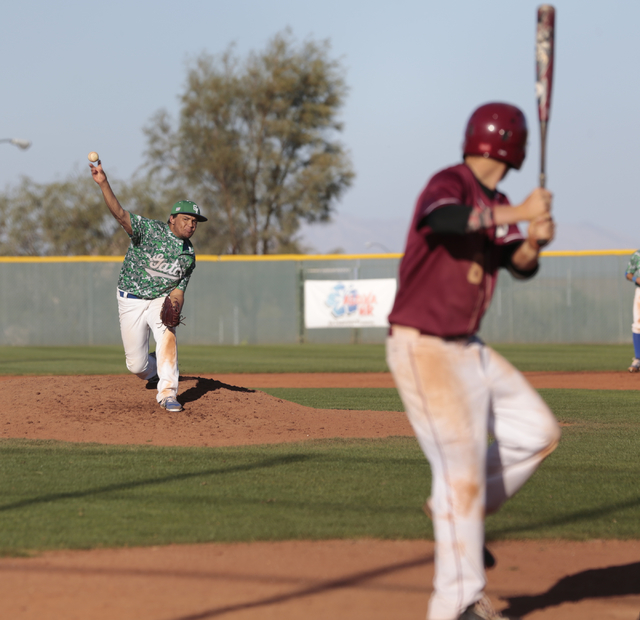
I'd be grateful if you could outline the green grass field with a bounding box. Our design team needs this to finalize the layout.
[0,343,634,375]
[0,384,639,553]
[0,344,638,554]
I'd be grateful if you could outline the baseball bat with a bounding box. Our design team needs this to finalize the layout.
[535,4,555,247]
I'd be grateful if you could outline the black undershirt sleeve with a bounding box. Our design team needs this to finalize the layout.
[419,181,498,234]
[419,204,473,235]
[421,207,539,280]
[502,242,539,280]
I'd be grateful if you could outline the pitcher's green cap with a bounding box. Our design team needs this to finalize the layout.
[170,200,207,222]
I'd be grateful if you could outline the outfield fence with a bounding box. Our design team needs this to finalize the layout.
[0,250,635,346]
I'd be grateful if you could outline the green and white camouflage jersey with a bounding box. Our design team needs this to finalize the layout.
[626,250,640,281]
[118,213,196,299]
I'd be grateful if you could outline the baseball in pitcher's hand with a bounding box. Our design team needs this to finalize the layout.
[518,187,552,221]
[528,214,555,247]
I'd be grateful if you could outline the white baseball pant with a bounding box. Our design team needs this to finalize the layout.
[386,325,560,620]
[632,287,640,334]
[117,291,180,403]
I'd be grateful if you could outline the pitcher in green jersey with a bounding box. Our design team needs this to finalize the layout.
[90,158,207,412]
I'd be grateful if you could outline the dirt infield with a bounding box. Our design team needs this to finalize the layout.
[1,372,639,619]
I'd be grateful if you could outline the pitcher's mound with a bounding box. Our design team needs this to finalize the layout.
[1,375,412,447]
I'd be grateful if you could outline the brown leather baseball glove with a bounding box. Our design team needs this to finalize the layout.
[160,296,184,328]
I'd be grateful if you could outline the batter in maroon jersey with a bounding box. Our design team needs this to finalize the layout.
[386,102,561,620]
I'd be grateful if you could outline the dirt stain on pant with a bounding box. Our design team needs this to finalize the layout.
[412,337,473,438]
[451,478,481,517]
[158,328,177,367]
[156,327,179,400]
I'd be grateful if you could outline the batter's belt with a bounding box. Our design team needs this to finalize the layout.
[390,324,474,343]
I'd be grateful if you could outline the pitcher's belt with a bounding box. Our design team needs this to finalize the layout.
[118,289,141,300]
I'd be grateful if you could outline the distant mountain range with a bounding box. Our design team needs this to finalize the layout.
[299,215,638,255]
[548,221,637,252]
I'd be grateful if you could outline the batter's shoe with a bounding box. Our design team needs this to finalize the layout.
[457,595,519,619]
[629,358,640,373]
[160,397,183,412]
[483,545,496,569]
[422,501,496,569]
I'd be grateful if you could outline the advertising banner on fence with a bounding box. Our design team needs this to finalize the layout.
[304,279,397,328]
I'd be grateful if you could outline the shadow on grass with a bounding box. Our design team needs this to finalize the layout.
[178,376,255,405]
[169,553,433,620]
[488,495,640,539]
[0,454,307,513]
[502,561,640,616]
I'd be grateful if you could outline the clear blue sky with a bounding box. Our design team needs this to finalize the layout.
[2,0,639,245]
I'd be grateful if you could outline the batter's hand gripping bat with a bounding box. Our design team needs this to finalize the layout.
[535,4,555,246]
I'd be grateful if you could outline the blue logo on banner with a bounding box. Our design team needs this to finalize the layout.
[325,283,359,318]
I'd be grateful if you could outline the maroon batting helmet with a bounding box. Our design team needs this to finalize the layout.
[463,102,528,170]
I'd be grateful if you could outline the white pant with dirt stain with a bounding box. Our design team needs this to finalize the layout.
[117,291,179,403]
[386,325,561,620]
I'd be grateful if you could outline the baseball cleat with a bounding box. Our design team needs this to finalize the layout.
[457,595,519,619]
[145,375,159,389]
[146,352,159,388]
[628,358,640,373]
[483,546,496,569]
[160,397,183,412]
